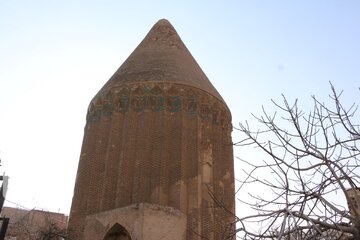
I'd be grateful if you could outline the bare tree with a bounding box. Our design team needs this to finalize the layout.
[36,211,67,240]
[235,84,360,239]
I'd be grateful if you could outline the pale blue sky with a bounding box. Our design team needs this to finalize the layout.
[0,1,359,214]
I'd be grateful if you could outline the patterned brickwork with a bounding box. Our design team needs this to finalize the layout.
[68,19,235,240]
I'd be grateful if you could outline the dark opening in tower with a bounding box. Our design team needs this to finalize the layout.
[103,223,132,240]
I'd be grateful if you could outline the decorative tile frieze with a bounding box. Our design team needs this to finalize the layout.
[86,84,230,127]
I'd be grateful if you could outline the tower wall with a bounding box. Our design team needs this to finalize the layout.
[68,83,234,239]
[68,19,235,240]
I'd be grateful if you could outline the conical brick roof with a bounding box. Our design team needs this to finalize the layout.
[99,19,224,102]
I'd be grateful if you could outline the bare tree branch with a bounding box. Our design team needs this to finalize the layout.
[234,83,360,239]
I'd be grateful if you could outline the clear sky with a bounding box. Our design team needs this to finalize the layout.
[0,1,359,215]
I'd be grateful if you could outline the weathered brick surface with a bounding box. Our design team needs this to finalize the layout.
[68,19,235,240]
[83,203,187,240]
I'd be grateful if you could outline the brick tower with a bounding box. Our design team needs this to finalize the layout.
[67,19,235,240]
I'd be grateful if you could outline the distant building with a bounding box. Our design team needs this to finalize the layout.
[2,207,68,240]
[346,188,360,217]
[67,19,235,240]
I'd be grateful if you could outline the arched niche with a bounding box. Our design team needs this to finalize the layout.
[103,223,132,240]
